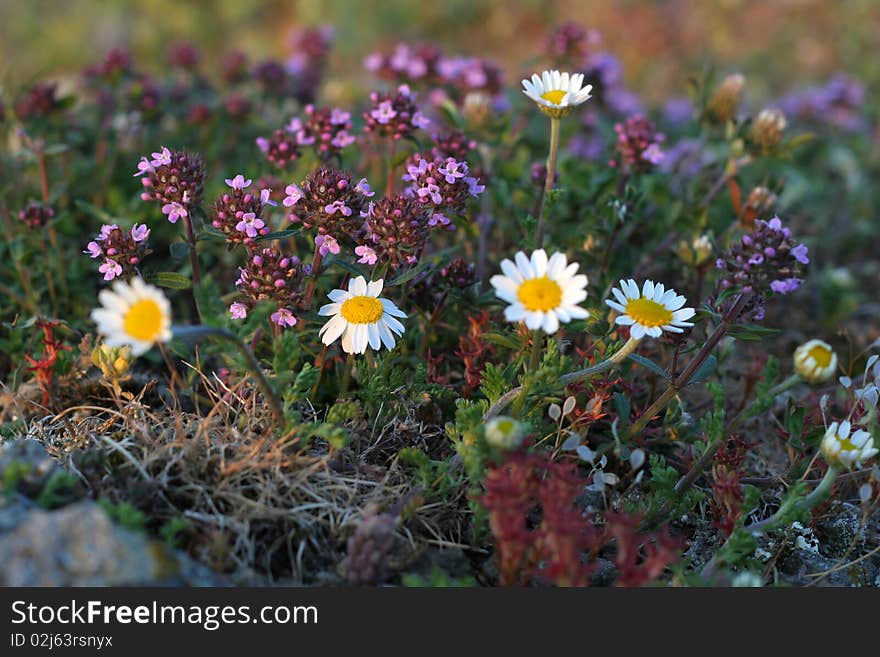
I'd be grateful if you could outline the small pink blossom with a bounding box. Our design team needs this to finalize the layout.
[225,174,252,190]
[229,302,248,319]
[355,244,378,265]
[315,234,341,256]
[324,200,352,216]
[355,178,375,197]
[130,224,150,242]
[99,258,123,281]
[270,308,298,328]
[162,202,187,224]
[84,241,102,258]
[371,100,397,124]
[283,183,304,207]
[260,188,278,206]
[235,212,265,238]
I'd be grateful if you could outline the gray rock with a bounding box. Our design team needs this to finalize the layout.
[0,500,225,586]
[0,438,59,495]
[815,505,866,558]
[777,547,878,587]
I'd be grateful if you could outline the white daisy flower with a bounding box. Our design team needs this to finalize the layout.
[489,249,589,335]
[521,69,593,118]
[90,277,173,356]
[821,420,878,470]
[605,279,695,339]
[318,276,407,355]
[793,339,838,383]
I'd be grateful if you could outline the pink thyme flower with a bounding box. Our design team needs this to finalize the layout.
[130,224,150,242]
[225,174,252,190]
[315,234,341,256]
[85,241,103,258]
[235,212,266,238]
[324,200,352,216]
[371,100,397,124]
[271,308,298,328]
[355,178,375,197]
[229,302,248,319]
[162,202,187,224]
[283,183,304,207]
[355,244,378,265]
[99,259,123,281]
[260,189,278,206]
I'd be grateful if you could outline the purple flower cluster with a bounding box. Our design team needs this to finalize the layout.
[610,116,666,173]
[84,223,150,281]
[358,195,433,270]
[284,26,333,104]
[364,43,443,83]
[778,73,866,132]
[402,154,485,218]
[256,130,301,169]
[283,168,375,251]
[135,147,205,224]
[430,130,477,162]
[18,203,54,230]
[581,52,644,116]
[716,216,809,317]
[286,105,356,158]
[231,247,308,329]
[14,83,63,121]
[212,175,277,247]
[542,22,601,64]
[363,84,431,140]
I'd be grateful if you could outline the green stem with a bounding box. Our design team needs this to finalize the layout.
[171,325,285,427]
[340,353,355,396]
[485,336,641,421]
[701,466,840,579]
[534,116,560,248]
[626,294,748,440]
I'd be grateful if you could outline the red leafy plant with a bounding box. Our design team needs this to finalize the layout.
[481,450,682,586]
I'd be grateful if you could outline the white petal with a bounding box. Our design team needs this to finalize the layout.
[327,289,350,303]
[531,249,548,276]
[524,311,544,330]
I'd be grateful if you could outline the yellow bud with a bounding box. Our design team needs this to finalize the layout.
[706,74,745,124]
[793,339,837,384]
[91,343,133,380]
[752,108,787,152]
[485,416,527,451]
[676,235,713,267]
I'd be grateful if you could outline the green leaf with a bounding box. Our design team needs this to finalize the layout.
[387,260,434,286]
[481,333,521,350]
[152,271,192,290]
[627,353,671,380]
[169,241,190,261]
[74,199,120,224]
[256,229,301,242]
[325,257,368,278]
[727,323,780,341]
[687,354,717,385]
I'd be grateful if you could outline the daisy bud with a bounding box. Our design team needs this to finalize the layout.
[676,234,713,267]
[752,108,787,153]
[91,343,134,380]
[484,416,527,451]
[793,339,837,383]
[706,73,745,124]
[821,421,878,470]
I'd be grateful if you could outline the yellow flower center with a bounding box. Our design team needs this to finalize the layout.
[123,299,164,341]
[625,298,673,328]
[838,435,857,452]
[808,344,832,368]
[517,277,563,312]
[541,89,567,105]
[340,295,384,324]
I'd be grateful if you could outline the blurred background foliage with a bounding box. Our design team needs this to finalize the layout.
[2,0,879,101]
